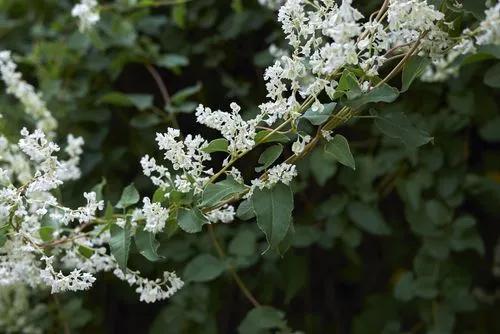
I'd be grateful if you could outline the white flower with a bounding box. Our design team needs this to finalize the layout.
[267,162,297,186]
[196,103,257,155]
[206,205,235,223]
[0,51,57,133]
[71,0,100,32]
[291,134,311,155]
[476,2,500,46]
[141,197,169,234]
[19,128,59,163]
[153,128,211,193]
[40,256,96,293]
[321,130,334,141]
[51,192,104,225]
[113,268,183,303]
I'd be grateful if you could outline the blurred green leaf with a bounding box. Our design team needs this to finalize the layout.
[183,254,225,282]
[324,134,356,170]
[116,183,140,209]
[255,144,283,172]
[110,223,132,271]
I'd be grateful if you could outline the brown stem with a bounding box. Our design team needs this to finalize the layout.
[145,63,171,105]
[374,0,390,22]
[145,63,182,130]
[375,31,428,89]
[208,224,261,307]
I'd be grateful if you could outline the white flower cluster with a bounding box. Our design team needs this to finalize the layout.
[246,162,297,198]
[113,268,184,303]
[196,103,258,155]
[71,0,100,32]
[257,0,446,125]
[206,204,236,223]
[40,256,96,293]
[140,197,169,233]
[144,0,460,223]
[0,129,105,294]
[0,51,57,133]
[154,128,212,193]
[51,191,104,225]
[423,2,500,81]
[0,52,184,303]
[477,2,500,46]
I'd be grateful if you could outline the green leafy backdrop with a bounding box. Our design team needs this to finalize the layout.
[0,0,499,333]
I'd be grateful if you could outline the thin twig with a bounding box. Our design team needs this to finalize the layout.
[375,31,428,88]
[145,63,181,129]
[145,64,171,105]
[208,224,261,307]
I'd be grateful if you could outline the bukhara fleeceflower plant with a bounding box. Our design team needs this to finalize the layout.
[0,52,184,303]
[0,128,183,302]
[139,0,500,239]
[1,0,499,310]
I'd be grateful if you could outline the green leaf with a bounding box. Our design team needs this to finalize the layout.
[347,202,392,235]
[202,138,229,153]
[302,102,336,125]
[479,116,500,142]
[152,187,168,204]
[116,183,140,209]
[238,306,287,334]
[462,0,486,19]
[374,111,433,149]
[157,54,189,69]
[97,92,153,110]
[201,178,247,207]
[394,272,415,301]
[345,84,399,109]
[254,130,290,144]
[484,63,500,88]
[110,223,132,271]
[97,92,134,107]
[255,144,283,172]
[229,229,257,257]
[0,224,9,247]
[177,208,208,233]
[324,134,356,170]
[335,70,361,99]
[309,148,337,186]
[170,83,202,104]
[171,3,187,28]
[450,216,485,255]
[236,199,255,221]
[130,114,161,128]
[38,226,55,242]
[135,226,163,262]
[91,178,106,203]
[425,200,452,226]
[78,245,95,259]
[401,56,431,92]
[252,183,294,253]
[127,94,153,111]
[183,253,225,282]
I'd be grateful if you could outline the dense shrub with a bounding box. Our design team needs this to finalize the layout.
[0,0,499,333]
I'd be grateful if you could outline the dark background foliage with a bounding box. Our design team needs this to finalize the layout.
[0,0,499,333]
